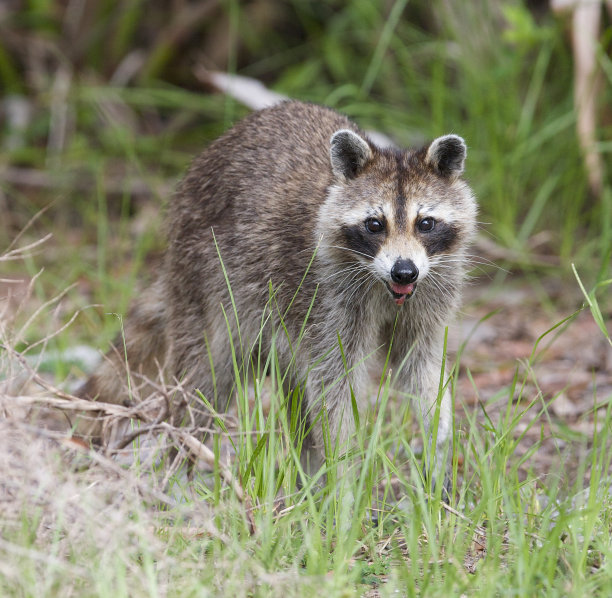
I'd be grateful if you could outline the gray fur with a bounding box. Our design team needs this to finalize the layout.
[77,101,477,484]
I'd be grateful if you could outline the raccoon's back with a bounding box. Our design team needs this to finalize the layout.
[169,102,358,240]
[165,102,362,298]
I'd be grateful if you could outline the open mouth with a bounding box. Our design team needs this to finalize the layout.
[387,282,417,306]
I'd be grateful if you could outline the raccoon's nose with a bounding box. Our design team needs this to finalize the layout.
[391,259,419,284]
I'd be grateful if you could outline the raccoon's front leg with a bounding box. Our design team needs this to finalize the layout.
[393,342,452,494]
[422,385,452,497]
[299,363,362,481]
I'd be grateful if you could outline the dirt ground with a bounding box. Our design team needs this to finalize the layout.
[450,271,612,488]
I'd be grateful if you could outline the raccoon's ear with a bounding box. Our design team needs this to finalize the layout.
[330,129,373,180]
[425,134,467,178]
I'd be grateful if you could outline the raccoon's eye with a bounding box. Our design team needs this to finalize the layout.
[365,217,385,233]
[417,217,436,232]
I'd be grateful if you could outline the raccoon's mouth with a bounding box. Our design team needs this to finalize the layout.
[387,282,417,306]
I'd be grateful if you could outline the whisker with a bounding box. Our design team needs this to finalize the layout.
[322,244,374,260]
[343,276,369,306]
[349,274,380,306]
[429,255,509,274]
[318,263,367,285]
[422,271,455,302]
[343,268,380,306]
[425,282,452,304]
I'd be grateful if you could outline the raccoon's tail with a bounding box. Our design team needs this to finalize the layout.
[74,280,168,444]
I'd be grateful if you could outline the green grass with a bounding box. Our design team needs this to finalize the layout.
[1,0,611,595]
[1,279,611,596]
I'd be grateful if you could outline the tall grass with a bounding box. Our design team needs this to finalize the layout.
[2,274,611,595]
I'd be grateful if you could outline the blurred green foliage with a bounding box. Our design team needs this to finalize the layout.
[0,0,610,277]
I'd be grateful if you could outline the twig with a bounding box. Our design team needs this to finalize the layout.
[0,234,53,262]
[3,206,53,255]
[15,282,76,347]
[2,393,131,416]
[22,303,82,355]
[1,167,170,197]
[436,497,543,543]
[162,424,241,499]
[114,422,167,450]
[6,419,177,508]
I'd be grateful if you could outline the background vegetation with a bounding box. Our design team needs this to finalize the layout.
[1,0,611,596]
[2,0,611,311]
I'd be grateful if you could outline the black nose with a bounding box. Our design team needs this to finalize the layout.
[391,259,419,284]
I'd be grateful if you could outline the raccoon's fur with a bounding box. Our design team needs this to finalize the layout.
[78,101,477,479]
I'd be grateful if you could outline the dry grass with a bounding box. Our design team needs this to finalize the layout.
[0,238,266,596]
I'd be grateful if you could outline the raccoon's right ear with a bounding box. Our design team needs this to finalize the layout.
[425,134,467,179]
[330,129,373,180]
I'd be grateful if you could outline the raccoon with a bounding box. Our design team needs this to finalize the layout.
[78,101,477,482]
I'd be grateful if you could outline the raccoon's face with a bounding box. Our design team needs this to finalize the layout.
[319,129,477,306]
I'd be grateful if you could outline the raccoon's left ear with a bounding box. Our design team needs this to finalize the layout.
[330,129,373,180]
[425,134,467,179]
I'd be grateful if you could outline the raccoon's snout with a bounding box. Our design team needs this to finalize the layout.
[391,259,419,285]
[388,259,419,306]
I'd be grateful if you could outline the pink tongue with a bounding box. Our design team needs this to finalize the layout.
[390,282,415,295]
